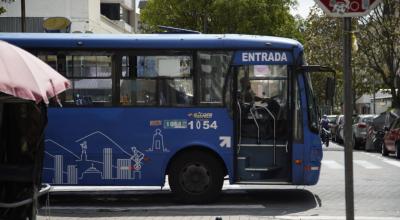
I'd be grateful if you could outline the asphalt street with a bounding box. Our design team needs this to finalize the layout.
[37,142,400,220]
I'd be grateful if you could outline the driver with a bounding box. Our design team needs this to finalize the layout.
[240,77,262,104]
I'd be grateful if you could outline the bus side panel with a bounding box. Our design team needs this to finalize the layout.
[42,107,234,186]
[304,132,323,185]
[291,143,305,184]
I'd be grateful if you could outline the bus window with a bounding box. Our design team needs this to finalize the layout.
[120,56,157,106]
[38,55,57,70]
[137,55,191,78]
[304,73,319,133]
[197,51,232,105]
[64,55,112,106]
[159,79,193,106]
[238,65,287,102]
[293,75,303,142]
[237,65,288,140]
[120,55,193,106]
[121,55,132,78]
[38,53,113,107]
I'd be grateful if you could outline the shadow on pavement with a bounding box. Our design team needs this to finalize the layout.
[38,188,318,217]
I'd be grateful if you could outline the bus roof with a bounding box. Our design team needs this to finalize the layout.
[0,33,303,51]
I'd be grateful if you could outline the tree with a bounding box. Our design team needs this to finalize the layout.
[303,6,382,112]
[140,0,302,41]
[0,0,14,15]
[358,0,400,108]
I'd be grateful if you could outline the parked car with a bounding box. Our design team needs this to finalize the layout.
[365,111,398,152]
[327,114,338,135]
[365,113,386,152]
[334,115,344,143]
[382,117,400,158]
[337,114,357,144]
[352,114,376,150]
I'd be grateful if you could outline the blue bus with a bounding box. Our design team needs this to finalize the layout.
[1,33,324,203]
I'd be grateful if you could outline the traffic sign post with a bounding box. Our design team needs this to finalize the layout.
[313,1,382,220]
[342,17,354,220]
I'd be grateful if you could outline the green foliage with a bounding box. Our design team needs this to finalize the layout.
[140,0,302,41]
[0,0,15,15]
[303,6,384,111]
[358,0,400,108]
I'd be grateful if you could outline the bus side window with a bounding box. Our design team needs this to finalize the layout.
[120,56,158,106]
[38,54,65,106]
[63,55,112,107]
[198,51,232,105]
[121,55,193,106]
[293,75,303,142]
[39,53,113,107]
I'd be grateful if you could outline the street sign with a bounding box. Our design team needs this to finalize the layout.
[314,0,382,17]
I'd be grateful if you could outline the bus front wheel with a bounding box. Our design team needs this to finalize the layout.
[168,150,224,203]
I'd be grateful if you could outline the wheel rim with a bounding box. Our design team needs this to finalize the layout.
[180,163,210,194]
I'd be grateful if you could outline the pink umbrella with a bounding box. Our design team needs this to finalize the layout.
[0,40,70,104]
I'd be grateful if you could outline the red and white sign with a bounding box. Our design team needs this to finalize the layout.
[314,0,382,17]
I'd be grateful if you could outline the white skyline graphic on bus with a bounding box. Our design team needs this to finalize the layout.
[43,130,156,185]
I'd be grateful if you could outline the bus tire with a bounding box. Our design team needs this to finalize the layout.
[168,150,224,204]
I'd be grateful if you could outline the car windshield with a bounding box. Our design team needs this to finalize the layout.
[362,117,374,123]
[327,116,336,123]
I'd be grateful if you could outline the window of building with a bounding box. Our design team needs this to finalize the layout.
[101,3,120,20]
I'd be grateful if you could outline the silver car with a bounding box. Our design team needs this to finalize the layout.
[336,115,344,143]
[352,114,376,150]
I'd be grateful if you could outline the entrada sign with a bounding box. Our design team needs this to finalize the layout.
[233,51,292,65]
[315,0,382,17]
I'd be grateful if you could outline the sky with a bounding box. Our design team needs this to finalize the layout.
[291,0,317,19]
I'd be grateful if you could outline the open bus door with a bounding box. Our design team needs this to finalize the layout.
[232,64,335,184]
[297,65,336,113]
[232,65,291,184]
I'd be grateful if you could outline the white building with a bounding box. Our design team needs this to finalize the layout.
[0,0,139,33]
[355,90,392,115]
[371,90,392,114]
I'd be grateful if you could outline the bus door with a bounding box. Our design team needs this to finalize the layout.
[231,51,292,183]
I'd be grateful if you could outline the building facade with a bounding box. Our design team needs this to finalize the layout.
[355,90,392,115]
[0,0,139,33]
